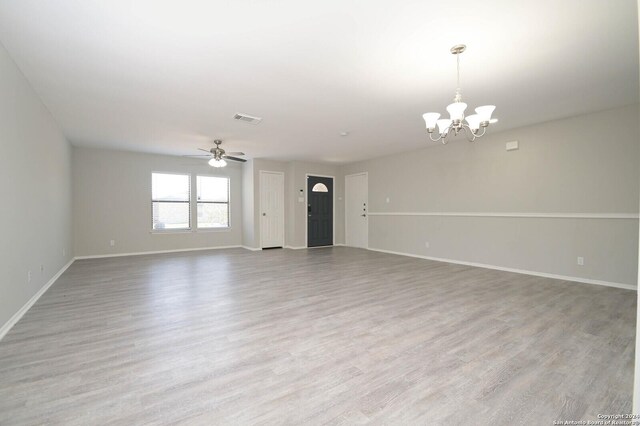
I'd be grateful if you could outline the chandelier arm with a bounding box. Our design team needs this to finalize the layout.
[462,125,476,142]
[473,126,487,138]
[441,125,456,144]
[428,132,443,142]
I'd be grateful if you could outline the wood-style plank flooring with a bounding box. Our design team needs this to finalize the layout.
[0,247,635,425]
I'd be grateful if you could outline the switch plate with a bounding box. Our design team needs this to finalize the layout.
[506,140,519,151]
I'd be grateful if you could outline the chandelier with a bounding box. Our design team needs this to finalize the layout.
[423,44,497,143]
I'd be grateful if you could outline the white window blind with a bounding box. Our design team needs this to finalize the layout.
[197,176,229,228]
[151,173,191,230]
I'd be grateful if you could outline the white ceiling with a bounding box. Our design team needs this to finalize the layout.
[0,0,637,164]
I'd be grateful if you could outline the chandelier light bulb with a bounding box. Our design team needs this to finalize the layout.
[423,112,441,130]
[475,105,496,122]
[446,102,467,121]
[465,114,482,131]
[437,119,452,135]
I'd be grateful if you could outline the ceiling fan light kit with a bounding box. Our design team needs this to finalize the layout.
[423,44,497,144]
[208,158,227,168]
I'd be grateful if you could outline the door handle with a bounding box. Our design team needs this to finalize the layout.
[361,214,367,217]
[262,213,266,216]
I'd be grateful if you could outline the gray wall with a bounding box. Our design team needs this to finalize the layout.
[72,150,344,253]
[340,105,639,286]
[73,146,243,256]
[0,42,73,329]
[241,159,255,248]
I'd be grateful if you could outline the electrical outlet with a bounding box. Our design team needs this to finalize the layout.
[110,240,115,247]
[40,265,44,274]
[386,197,390,203]
[27,271,31,283]
[425,241,430,249]
[577,257,584,266]
[62,248,66,257]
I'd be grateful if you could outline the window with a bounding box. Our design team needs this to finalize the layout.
[197,176,229,228]
[152,173,190,230]
[312,183,329,192]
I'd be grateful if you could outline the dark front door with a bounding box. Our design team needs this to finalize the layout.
[307,176,333,247]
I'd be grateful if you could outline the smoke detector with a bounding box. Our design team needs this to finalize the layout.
[233,113,262,125]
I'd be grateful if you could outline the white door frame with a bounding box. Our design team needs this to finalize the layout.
[259,170,285,249]
[305,173,336,248]
[345,172,368,249]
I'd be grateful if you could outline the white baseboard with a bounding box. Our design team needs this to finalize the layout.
[241,246,262,251]
[0,258,75,342]
[367,211,639,219]
[75,245,244,259]
[285,245,344,250]
[367,247,636,291]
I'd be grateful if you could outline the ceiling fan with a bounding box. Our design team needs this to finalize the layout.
[184,139,246,167]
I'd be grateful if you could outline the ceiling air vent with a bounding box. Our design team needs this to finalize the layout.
[233,113,262,125]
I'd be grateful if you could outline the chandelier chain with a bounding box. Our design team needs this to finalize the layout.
[454,50,462,102]
[457,51,460,91]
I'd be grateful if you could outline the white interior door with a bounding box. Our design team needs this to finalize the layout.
[260,171,284,248]
[345,173,368,248]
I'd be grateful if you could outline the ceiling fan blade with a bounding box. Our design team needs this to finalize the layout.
[182,154,211,157]
[224,152,245,156]
[222,155,247,162]
[198,148,213,154]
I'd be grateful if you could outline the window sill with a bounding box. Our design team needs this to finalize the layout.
[150,228,232,234]
[150,229,192,234]
[196,227,232,233]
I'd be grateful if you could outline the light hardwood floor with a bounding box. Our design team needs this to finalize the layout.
[0,247,635,425]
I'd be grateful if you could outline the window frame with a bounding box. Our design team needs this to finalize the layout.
[196,174,231,230]
[150,171,192,233]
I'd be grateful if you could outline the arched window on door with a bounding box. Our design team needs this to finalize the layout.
[311,183,329,192]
